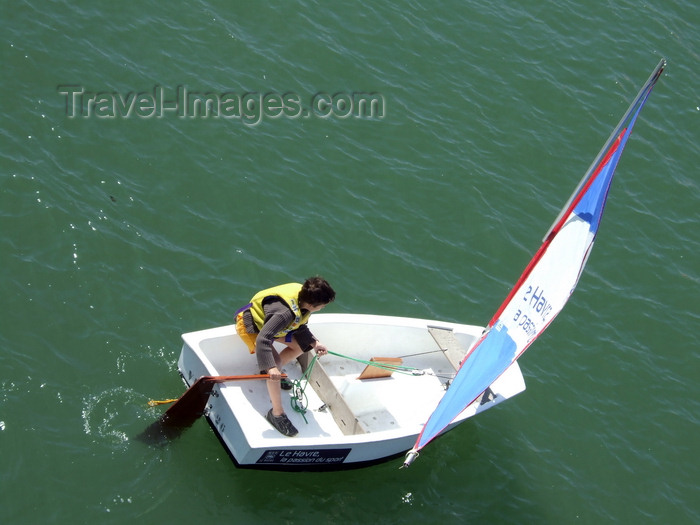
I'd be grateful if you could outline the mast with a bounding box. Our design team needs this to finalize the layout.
[543,59,666,242]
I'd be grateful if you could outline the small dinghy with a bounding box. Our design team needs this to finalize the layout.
[175,314,526,468]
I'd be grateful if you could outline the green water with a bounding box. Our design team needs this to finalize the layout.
[2,1,699,523]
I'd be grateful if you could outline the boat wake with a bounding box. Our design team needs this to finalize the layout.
[81,386,162,450]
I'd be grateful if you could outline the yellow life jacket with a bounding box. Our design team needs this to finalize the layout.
[248,283,310,338]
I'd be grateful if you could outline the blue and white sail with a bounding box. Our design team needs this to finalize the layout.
[404,59,665,467]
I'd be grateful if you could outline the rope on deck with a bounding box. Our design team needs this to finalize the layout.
[289,355,319,423]
[327,351,419,375]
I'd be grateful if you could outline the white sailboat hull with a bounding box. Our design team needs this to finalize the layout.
[177,313,526,469]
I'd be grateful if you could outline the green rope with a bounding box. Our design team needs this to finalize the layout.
[289,355,318,424]
[327,350,419,376]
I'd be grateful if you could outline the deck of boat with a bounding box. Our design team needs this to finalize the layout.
[176,313,525,467]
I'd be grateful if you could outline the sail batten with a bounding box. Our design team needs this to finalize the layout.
[405,59,665,465]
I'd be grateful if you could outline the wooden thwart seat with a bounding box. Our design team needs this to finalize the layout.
[427,326,470,371]
[307,359,367,436]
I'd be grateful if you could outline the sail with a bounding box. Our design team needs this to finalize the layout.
[404,59,665,466]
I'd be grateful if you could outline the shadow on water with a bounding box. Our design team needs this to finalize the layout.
[135,418,194,445]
